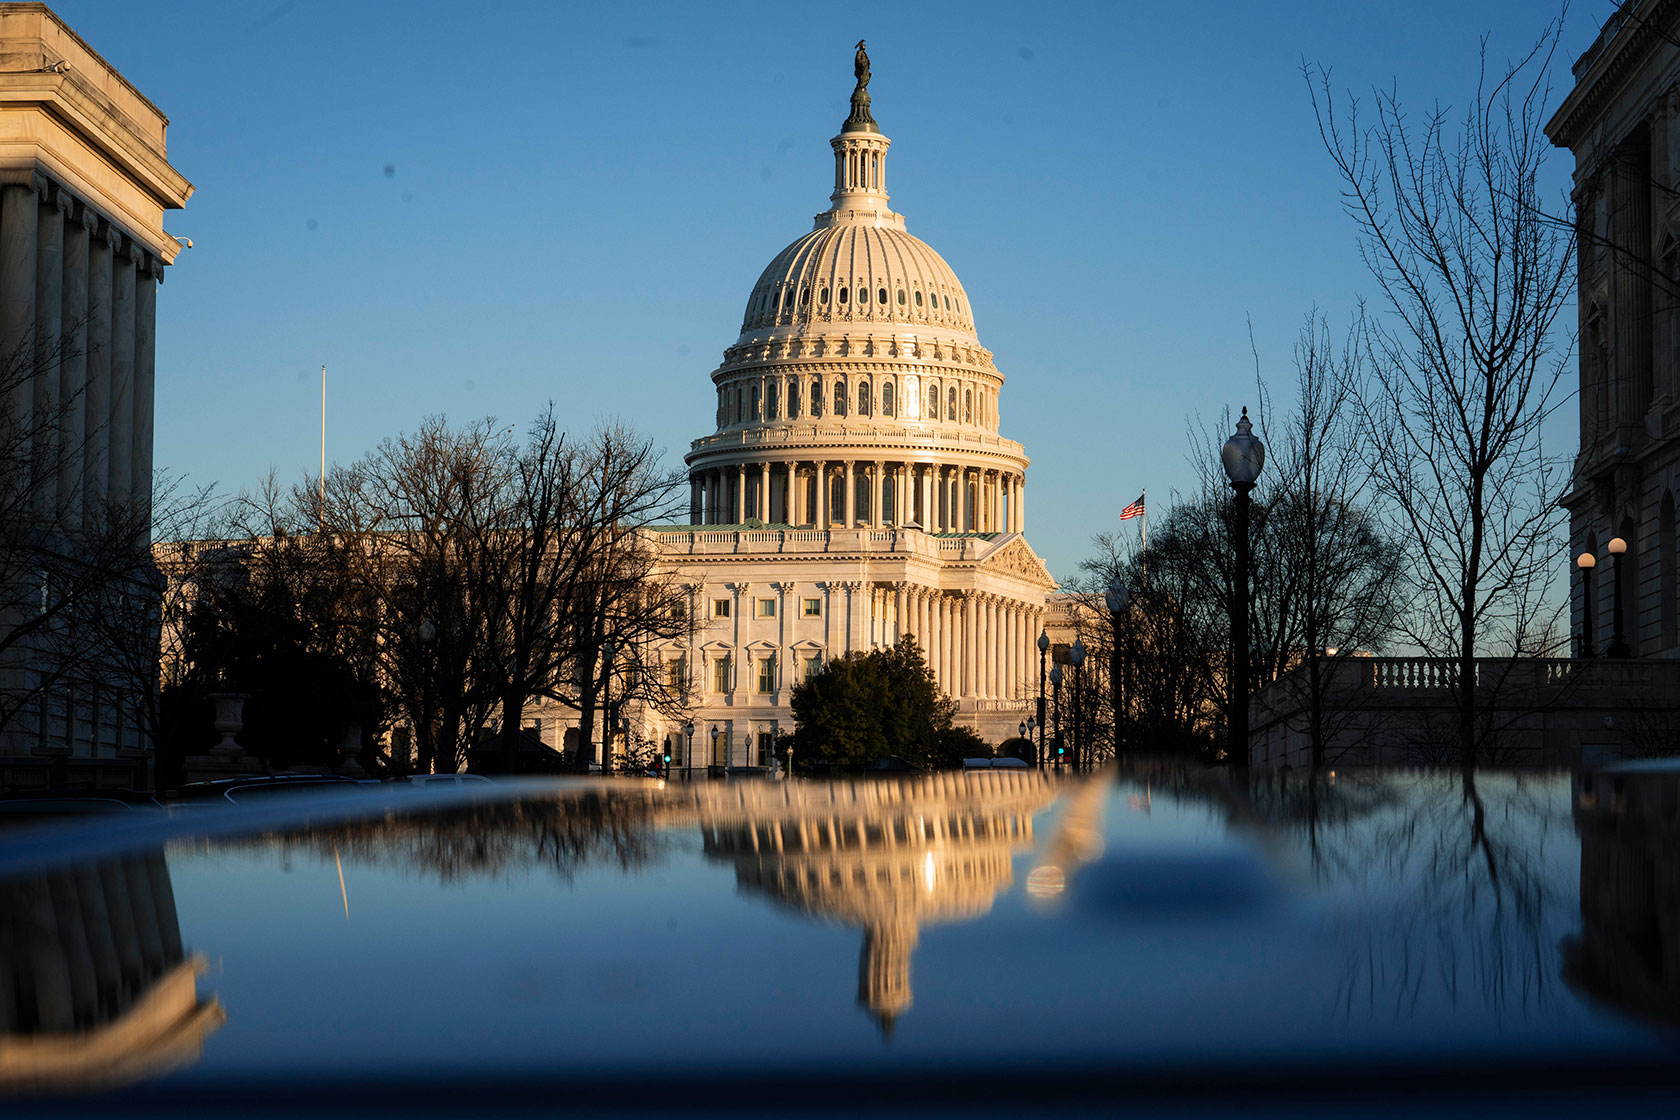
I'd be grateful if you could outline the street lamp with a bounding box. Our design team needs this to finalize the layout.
[683,720,695,780]
[1037,629,1050,769]
[1222,406,1265,774]
[600,637,616,773]
[1069,639,1086,771]
[1105,580,1130,765]
[1575,552,1596,659]
[1606,537,1631,658]
[709,726,719,776]
[1049,664,1064,768]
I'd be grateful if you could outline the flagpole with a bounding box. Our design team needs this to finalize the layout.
[1140,488,1147,588]
[319,364,327,519]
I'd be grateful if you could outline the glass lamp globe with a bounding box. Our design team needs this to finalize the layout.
[1037,630,1050,653]
[1069,639,1086,667]
[1222,407,1266,486]
[1105,581,1130,613]
[1576,552,1596,570]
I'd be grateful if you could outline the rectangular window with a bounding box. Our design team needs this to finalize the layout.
[804,655,822,679]
[712,598,731,618]
[713,655,731,693]
[758,656,776,692]
[668,659,685,692]
[802,597,822,618]
[757,597,777,618]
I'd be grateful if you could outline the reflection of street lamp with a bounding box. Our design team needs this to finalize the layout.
[1069,639,1087,771]
[1037,630,1050,769]
[1575,552,1597,659]
[1105,580,1130,766]
[1222,406,1265,773]
[1607,537,1631,658]
[1049,664,1064,768]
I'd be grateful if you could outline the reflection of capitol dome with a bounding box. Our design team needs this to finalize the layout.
[679,772,1056,1033]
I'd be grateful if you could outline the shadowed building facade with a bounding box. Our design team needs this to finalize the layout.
[0,4,192,787]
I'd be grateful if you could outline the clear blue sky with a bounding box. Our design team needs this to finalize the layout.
[51,0,1600,581]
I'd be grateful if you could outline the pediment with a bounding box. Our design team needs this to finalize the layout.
[980,537,1056,587]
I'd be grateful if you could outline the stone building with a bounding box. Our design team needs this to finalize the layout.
[1548,0,1680,659]
[538,54,1056,769]
[0,4,192,786]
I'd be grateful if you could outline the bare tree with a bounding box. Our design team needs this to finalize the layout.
[1307,22,1576,767]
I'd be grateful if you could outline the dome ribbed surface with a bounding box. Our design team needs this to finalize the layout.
[738,223,975,338]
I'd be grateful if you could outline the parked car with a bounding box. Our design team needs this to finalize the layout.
[169,774,366,806]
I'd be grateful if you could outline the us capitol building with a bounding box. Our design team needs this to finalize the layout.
[574,48,1057,770]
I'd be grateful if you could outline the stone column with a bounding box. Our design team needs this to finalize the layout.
[757,462,769,521]
[843,460,856,527]
[133,257,158,522]
[690,475,702,523]
[1017,476,1026,533]
[871,460,884,528]
[85,222,116,511]
[935,596,948,687]
[59,205,90,530]
[816,460,828,527]
[1,174,42,487]
[108,240,137,504]
[734,464,746,524]
[894,582,907,643]
[786,461,797,524]
[34,185,66,520]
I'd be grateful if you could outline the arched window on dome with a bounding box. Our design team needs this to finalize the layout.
[838,286,849,306]
[927,382,939,421]
[896,288,906,307]
[788,379,801,419]
[882,381,894,417]
[858,380,872,417]
[944,295,952,310]
[735,387,745,425]
[766,381,778,420]
[820,286,830,306]
[717,388,726,428]
[834,380,847,417]
[914,290,924,308]
[858,286,868,306]
[830,473,845,524]
[963,388,973,424]
[947,386,957,421]
[878,287,888,307]
[801,287,810,306]
[811,378,822,418]
[751,385,761,422]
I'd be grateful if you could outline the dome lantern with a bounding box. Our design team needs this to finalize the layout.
[826,41,892,225]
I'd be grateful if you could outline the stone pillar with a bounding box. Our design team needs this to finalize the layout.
[59,205,90,530]
[786,460,797,524]
[1,175,41,486]
[34,185,66,520]
[871,460,884,528]
[757,461,769,521]
[1017,475,1026,533]
[894,582,907,643]
[690,475,702,523]
[962,594,977,699]
[108,240,137,504]
[734,464,746,524]
[816,460,828,527]
[133,257,159,522]
[85,222,116,512]
[842,460,855,527]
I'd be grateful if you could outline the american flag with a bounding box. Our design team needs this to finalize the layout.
[1120,493,1145,521]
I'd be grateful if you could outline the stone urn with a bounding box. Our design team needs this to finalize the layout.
[205,692,247,757]
[337,722,366,777]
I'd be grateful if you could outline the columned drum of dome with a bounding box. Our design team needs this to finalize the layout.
[535,48,1057,765]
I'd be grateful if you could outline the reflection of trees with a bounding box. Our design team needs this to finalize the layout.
[208,791,664,885]
[1247,769,1572,1021]
[0,849,223,1093]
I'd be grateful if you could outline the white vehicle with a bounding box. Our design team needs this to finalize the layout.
[398,773,495,789]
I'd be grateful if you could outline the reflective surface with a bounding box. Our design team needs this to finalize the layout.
[4,767,1680,1112]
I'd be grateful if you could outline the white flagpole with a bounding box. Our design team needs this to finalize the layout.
[319,364,327,517]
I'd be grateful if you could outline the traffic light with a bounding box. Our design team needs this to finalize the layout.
[663,753,672,764]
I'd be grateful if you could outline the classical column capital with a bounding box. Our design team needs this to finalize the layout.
[50,185,75,216]
[75,204,99,233]
[149,258,165,284]
[0,169,51,198]
[98,222,121,251]
[122,239,144,266]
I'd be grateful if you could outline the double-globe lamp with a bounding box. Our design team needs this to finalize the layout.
[1221,407,1265,771]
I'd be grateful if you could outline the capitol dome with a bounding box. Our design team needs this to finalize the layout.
[739,223,977,339]
[684,47,1029,541]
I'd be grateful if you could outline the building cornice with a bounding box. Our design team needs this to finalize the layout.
[1547,0,1680,150]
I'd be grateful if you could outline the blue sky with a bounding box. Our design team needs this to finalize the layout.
[52,0,1600,580]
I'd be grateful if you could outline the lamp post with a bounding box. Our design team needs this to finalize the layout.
[1105,580,1129,767]
[1037,630,1050,769]
[600,637,616,773]
[1069,639,1087,771]
[1222,406,1265,775]
[1606,537,1631,658]
[683,720,695,780]
[1575,552,1596,659]
[709,726,719,778]
[1049,664,1064,768]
